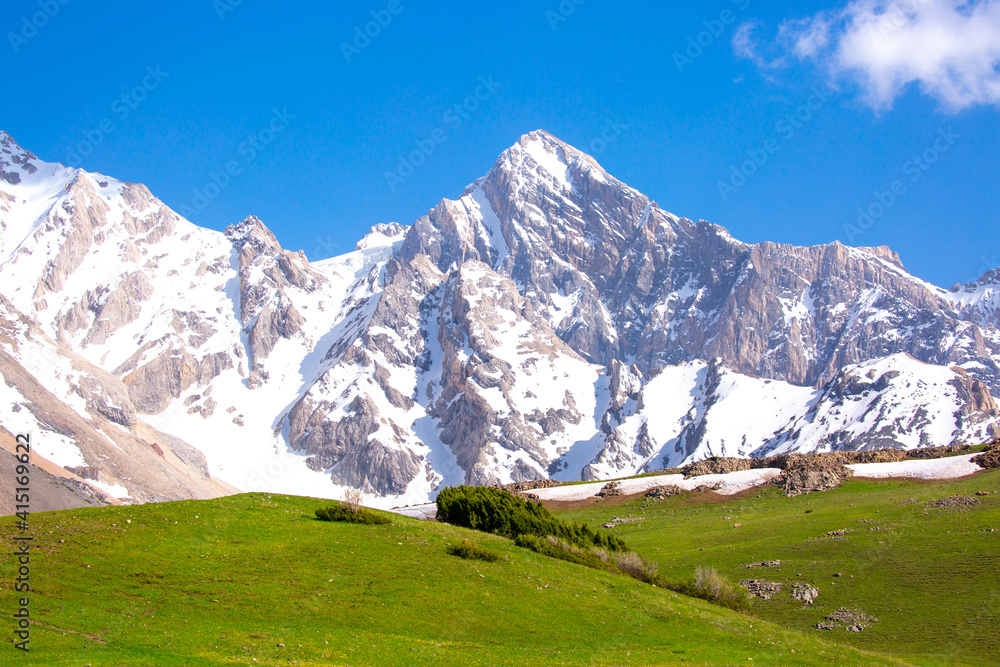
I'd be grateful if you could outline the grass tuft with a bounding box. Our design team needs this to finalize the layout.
[315,501,392,525]
[665,566,753,613]
[445,539,502,562]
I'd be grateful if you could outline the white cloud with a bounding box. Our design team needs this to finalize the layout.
[739,0,1000,111]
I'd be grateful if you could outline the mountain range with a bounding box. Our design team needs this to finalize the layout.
[1,129,998,509]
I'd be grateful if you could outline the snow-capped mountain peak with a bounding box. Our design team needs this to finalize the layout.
[1,129,998,509]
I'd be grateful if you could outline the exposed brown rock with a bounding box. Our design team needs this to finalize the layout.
[852,449,907,464]
[645,485,684,500]
[499,479,565,493]
[596,481,622,497]
[972,448,1000,469]
[771,457,854,496]
[682,457,753,478]
[0,314,234,506]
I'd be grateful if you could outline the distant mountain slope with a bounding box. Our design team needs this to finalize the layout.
[1,129,997,507]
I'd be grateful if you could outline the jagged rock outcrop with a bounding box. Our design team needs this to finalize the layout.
[119,349,233,415]
[285,253,445,495]
[226,216,326,381]
[949,268,1000,329]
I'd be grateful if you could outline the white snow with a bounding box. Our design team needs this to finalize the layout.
[389,503,437,519]
[533,453,985,503]
[522,136,573,190]
[90,480,131,499]
[944,275,1000,328]
[848,454,982,480]
[583,352,996,481]
[533,468,783,502]
[0,379,86,469]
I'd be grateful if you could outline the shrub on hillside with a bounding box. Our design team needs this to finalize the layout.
[516,536,664,586]
[446,539,502,562]
[436,486,626,551]
[609,550,661,584]
[315,501,391,525]
[514,534,616,572]
[665,566,752,613]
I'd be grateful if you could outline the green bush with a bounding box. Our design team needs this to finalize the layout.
[664,566,753,613]
[315,502,391,525]
[436,486,626,551]
[514,534,617,572]
[446,539,502,562]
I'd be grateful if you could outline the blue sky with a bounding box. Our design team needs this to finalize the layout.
[3,0,998,288]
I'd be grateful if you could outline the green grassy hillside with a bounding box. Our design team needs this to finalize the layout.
[551,471,1000,667]
[2,493,916,666]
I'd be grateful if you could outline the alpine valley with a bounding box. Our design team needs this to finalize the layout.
[2,129,999,510]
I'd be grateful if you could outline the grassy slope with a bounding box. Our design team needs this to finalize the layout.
[0,494,914,666]
[552,470,1000,667]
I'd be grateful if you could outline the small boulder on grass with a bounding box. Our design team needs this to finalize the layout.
[446,539,501,562]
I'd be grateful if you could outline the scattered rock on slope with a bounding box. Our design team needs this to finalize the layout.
[927,495,981,509]
[791,583,820,604]
[740,580,782,600]
[771,457,854,496]
[645,485,684,500]
[815,608,878,632]
[596,481,622,497]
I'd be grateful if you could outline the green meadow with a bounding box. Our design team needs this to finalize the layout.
[0,490,930,666]
[552,470,1000,667]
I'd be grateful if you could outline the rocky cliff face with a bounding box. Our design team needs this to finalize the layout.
[1,128,998,508]
[0,295,237,505]
[226,216,327,387]
[405,131,1000,394]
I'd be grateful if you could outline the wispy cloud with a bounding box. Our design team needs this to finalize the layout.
[732,22,764,66]
[734,0,1000,112]
[732,21,788,78]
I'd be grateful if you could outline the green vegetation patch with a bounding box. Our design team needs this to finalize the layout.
[436,485,626,551]
[445,539,502,562]
[315,501,392,525]
[513,534,616,572]
[665,566,754,614]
